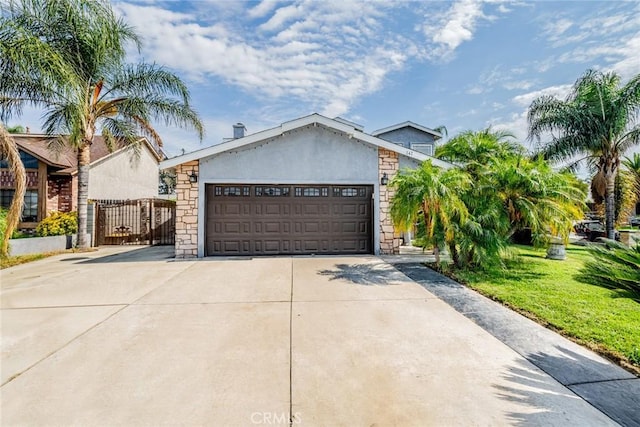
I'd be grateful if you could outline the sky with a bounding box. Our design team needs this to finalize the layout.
[12,0,640,159]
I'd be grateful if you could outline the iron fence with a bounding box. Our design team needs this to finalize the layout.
[92,198,175,246]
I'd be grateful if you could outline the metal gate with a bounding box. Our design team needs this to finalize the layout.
[93,199,175,246]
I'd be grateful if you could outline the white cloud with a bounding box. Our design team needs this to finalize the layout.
[466,65,535,94]
[466,85,485,95]
[258,3,303,32]
[512,84,572,108]
[557,32,640,80]
[248,1,285,19]
[424,0,487,60]
[543,18,573,40]
[115,1,407,118]
[420,0,516,61]
[503,80,534,91]
[490,110,527,139]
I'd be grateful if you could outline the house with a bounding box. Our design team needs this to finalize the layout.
[372,121,442,156]
[0,134,163,231]
[161,113,451,258]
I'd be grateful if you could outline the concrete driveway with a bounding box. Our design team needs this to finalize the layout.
[0,246,618,426]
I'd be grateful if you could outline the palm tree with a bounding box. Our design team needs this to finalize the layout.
[0,124,26,256]
[435,127,523,169]
[528,69,640,239]
[623,153,640,202]
[390,160,469,264]
[0,0,204,249]
[434,129,519,266]
[490,157,586,244]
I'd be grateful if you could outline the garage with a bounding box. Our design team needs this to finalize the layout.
[161,114,451,258]
[205,184,372,255]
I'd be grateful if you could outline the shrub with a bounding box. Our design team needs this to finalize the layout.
[0,208,7,245]
[578,240,640,298]
[36,211,78,237]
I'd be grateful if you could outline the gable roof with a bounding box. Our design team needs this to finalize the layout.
[371,121,443,140]
[11,134,163,175]
[161,113,452,169]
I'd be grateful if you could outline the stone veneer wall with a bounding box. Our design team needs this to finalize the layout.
[175,161,199,258]
[378,148,400,254]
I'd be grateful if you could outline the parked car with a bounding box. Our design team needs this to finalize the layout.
[630,216,640,227]
[573,220,620,242]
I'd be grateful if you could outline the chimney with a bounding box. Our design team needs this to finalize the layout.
[233,123,246,139]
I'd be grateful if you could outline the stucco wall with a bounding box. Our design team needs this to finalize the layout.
[88,145,159,200]
[199,125,379,183]
[399,156,422,171]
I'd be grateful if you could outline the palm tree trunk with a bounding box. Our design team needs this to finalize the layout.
[605,171,616,240]
[76,143,91,249]
[448,241,459,267]
[0,125,26,257]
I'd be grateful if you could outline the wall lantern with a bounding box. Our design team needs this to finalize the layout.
[380,172,389,186]
[188,169,198,183]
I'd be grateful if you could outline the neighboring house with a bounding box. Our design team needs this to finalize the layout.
[0,134,163,231]
[372,121,442,156]
[161,113,451,258]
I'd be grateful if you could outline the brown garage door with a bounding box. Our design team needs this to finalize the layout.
[206,184,373,256]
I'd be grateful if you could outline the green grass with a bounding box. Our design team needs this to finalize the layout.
[0,248,93,269]
[452,244,640,374]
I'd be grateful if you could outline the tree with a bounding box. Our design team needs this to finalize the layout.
[392,129,586,270]
[489,157,586,244]
[390,160,469,264]
[436,127,523,169]
[0,123,26,256]
[0,0,204,249]
[435,128,521,267]
[528,69,640,239]
[6,125,25,133]
[623,153,640,205]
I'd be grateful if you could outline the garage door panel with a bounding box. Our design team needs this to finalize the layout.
[224,204,241,215]
[265,222,281,233]
[265,204,281,215]
[206,184,372,256]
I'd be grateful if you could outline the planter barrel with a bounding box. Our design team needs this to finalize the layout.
[546,240,566,260]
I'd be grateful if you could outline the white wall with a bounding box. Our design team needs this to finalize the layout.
[88,145,159,200]
[199,125,379,183]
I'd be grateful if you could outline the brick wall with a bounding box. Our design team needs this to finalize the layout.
[175,161,199,258]
[378,148,400,254]
[46,177,73,213]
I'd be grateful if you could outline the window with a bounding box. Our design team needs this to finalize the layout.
[295,187,328,197]
[256,186,290,197]
[409,143,433,156]
[0,189,38,222]
[214,186,250,196]
[0,150,39,169]
[333,187,366,197]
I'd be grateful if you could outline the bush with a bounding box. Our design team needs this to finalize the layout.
[36,211,78,237]
[0,208,7,246]
[578,240,640,298]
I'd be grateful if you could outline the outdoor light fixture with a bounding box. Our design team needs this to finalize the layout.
[188,169,198,183]
[380,172,389,186]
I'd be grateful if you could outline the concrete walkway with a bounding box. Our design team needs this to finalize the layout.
[0,246,629,426]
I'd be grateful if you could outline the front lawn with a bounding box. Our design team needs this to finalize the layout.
[452,244,640,375]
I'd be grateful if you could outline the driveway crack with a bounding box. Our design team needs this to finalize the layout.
[289,257,294,427]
